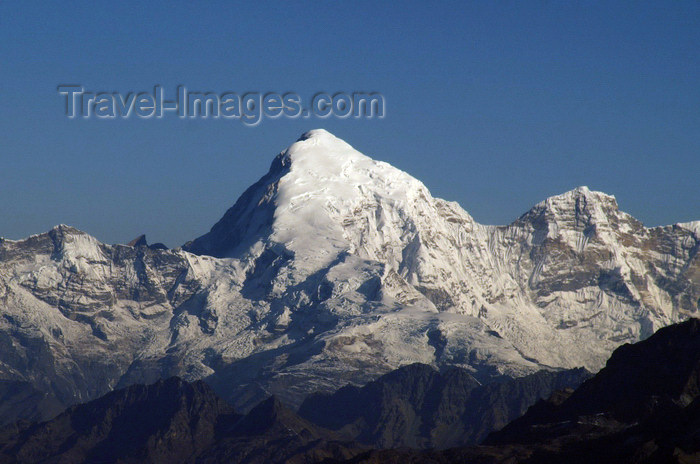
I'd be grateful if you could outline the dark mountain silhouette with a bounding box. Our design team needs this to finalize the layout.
[197,396,365,464]
[0,377,363,464]
[485,316,700,462]
[4,318,700,463]
[127,234,168,250]
[334,318,700,463]
[298,363,590,449]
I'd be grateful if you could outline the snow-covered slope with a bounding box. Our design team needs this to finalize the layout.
[1,129,698,417]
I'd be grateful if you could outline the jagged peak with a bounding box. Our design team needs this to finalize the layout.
[127,234,148,247]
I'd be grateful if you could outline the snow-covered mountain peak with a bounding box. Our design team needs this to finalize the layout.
[52,224,82,233]
[277,129,365,178]
[185,130,446,261]
[42,225,106,268]
[536,186,618,214]
[184,129,485,317]
[519,185,628,232]
[288,128,351,155]
[266,130,460,276]
[278,129,420,194]
[296,128,355,148]
[39,224,85,240]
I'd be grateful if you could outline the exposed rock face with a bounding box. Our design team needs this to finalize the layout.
[0,129,698,421]
[127,234,168,250]
[298,363,590,449]
[127,234,149,247]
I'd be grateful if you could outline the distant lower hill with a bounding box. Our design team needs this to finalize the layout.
[335,318,700,464]
[0,378,363,464]
[0,364,588,463]
[3,318,699,463]
[298,363,590,449]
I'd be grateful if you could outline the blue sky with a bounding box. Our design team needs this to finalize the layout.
[1,1,698,246]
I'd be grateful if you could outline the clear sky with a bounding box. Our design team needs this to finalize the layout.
[1,1,698,247]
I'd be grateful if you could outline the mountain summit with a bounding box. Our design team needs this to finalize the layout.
[184,128,443,267]
[0,130,698,420]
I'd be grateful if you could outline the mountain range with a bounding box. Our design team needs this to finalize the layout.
[0,364,588,463]
[0,128,697,423]
[1,318,697,463]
